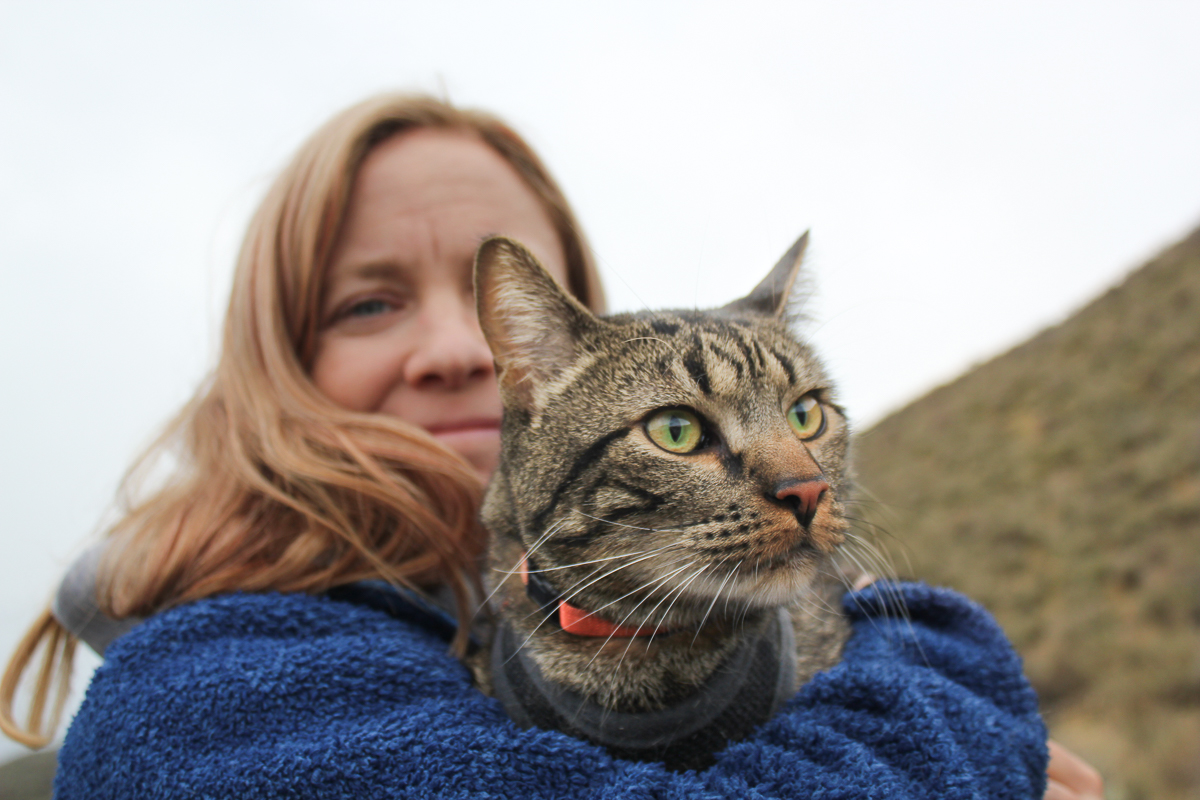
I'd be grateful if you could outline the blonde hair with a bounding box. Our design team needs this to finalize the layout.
[1,93,605,748]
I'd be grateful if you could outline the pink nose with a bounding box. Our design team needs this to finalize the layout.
[774,479,828,526]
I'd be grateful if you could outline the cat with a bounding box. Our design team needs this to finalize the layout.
[469,233,862,770]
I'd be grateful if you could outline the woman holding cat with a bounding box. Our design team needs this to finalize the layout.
[1,93,1100,799]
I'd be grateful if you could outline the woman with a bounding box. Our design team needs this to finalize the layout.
[1,93,1100,799]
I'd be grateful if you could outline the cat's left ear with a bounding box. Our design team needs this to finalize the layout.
[475,236,600,408]
[722,230,809,319]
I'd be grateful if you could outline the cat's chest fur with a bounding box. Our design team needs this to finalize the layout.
[468,234,856,769]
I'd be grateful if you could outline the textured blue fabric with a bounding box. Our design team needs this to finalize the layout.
[55,582,1048,799]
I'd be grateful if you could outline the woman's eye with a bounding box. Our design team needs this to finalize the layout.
[646,409,704,453]
[346,298,393,318]
[786,395,825,440]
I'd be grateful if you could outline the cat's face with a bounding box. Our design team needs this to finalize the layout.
[476,236,850,631]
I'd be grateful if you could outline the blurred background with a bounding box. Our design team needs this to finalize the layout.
[2,2,1198,798]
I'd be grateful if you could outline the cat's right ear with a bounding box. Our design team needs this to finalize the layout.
[475,236,600,409]
[722,230,809,319]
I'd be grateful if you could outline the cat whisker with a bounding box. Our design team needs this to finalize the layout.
[572,510,687,534]
[732,589,757,634]
[530,528,697,621]
[837,536,885,580]
[503,550,694,662]
[643,564,711,651]
[503,561,681,669]
[508,547,688,628]
[840,496,900,508]
[836,543,894,607]
[489,515,684,622]
[556,552,695,631]
[841,527,903,589]
[605,560,698,633]
[840,521,899,568]
[844,513,910,557]
[791,571,843,619]
[729,585,758,633]
[792,594,838,623]
[831,549,919,657]
[620,336,684,358]
[513,549,694,644]
[520,515,575,563]
[594,259,650,313]
[821,557,864,594]
[722,561,745,617]
[845,483,906,516]
[517,545,675,575]
[647,563,710,637]
[842,508,914,575]
[480,517,570,610]
[610,563,700,675]
[584,561,699,670]
[851,564,912,630]
[690,557,743,648]
[553,550,691,611]
[725,566,759,633]
[846,573,925,666]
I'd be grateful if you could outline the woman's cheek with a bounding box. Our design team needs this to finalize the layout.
[311,337,393,413]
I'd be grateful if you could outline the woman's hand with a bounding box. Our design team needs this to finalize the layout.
[1045,740,1104,799]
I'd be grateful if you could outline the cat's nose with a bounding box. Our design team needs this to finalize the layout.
[773,478,828,527]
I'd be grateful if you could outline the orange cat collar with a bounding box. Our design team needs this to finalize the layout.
[520,556,668,638]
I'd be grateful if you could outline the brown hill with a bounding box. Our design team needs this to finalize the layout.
[852,223,1200,800]
[0,750,54,800]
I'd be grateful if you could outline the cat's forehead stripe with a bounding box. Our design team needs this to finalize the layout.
[769,346,797,385]
[684,333,713,395]
[650,319,680,336]
[555,313,824,413]
[667,324,809,398]
[730,336,763,381]
[706,342,745,381]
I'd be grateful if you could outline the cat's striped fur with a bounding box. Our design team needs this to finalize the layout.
[471,234,859,756]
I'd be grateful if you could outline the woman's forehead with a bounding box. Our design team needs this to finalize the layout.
[330,128,568,286]
[355,129,539,215]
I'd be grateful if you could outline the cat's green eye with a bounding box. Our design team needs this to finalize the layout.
[646,409,704,453]
[787,395,825,440]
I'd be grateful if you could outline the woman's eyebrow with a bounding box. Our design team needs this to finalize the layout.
[344,260,413,282]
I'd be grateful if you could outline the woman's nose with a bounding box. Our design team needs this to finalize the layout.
[403,300,495,390]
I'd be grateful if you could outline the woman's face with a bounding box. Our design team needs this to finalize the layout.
[311,128,569,478]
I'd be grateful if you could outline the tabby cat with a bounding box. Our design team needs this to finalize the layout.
[470,233,860,770]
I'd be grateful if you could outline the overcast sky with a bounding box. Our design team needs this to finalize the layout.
[3,1,1199,761]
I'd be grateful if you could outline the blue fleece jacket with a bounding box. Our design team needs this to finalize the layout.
[55,582,1047,799]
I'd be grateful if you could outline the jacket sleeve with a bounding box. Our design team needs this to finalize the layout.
[54,582,1047,800]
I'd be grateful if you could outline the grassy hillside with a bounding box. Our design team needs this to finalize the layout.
[0,750,54,800]
[853,224,1200,800]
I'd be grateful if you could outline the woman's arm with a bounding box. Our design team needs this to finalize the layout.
[55,583,1048,799]
[854,574,1105,800]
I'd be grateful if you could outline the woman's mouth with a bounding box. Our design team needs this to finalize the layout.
[425,418,502,448]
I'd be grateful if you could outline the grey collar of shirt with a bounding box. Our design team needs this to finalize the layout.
[53,543,142,657]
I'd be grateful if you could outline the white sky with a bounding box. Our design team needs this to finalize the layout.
[3,1,1199,762]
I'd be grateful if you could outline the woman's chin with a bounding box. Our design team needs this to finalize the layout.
[433,427,501,480]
